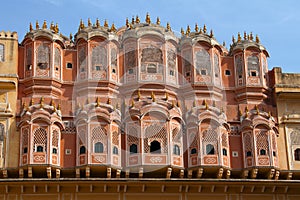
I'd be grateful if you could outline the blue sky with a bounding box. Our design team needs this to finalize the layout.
[1,0,300,72]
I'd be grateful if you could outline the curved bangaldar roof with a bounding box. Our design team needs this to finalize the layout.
[21,20,70,48]
[229,32,269,57]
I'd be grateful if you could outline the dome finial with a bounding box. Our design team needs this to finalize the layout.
[181,28,185,36]
[54,23,59,33]
[203,24,207,34]
[156,17,160,25]
[237,32,242,42]
[166,22,171,31]
[79,19,85,29]
[232,35,236,43]
[256,34,260,43]
[210,29,214,38]
[126,18,129,28]
[36,20,40,29]
[136,15,140,23]
[186,25,191,35]
[250,32,254,41]
[96,18,100,28]
[195,23,199,32]
[151,91,156,102]
[146,13,151,24]
[29,22,33,32]
[42,20,47,29]
[110,23,117,32]
[104,19,109,28]
[244,31,247,40]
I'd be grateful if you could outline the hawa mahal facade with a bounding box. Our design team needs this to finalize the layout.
[1,14,300,199]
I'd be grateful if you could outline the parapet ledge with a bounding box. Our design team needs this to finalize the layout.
[0,31,18,40]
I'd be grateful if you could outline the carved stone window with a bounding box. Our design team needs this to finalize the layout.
[0,44,4,62]
[26,47,32,70]
[37,44,50,69]
[191,148,197,154]
[78,46,86,72]
[214,53,220,78]
[92,46,107,71]
[235,55,244,80]
[182,51,192,77]
[54,47,61,67]
[113,146,118,155]
[91,126,107,153]
[195,49,211,75]
[247,55,259,77]
[33,127,47,153]
[111,48,118,74]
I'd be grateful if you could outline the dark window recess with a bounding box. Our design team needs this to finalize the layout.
[251,71,257,77]
[80,68,85,72]
[273,151,276,157]
[55,67,59,71]
[26,65,32,70]
[37,62,48,69]
[112,68,116,73]
[201,69,207,75]
[37,145,44,152]
[94,142,104,153]
[113,146,118,155]
[80,146,86,154]
[191,148,197,155]
[130,144,138,154]
[206,144,215,155]
[23,147,28,154]
[52,148,57,154]
[95,66,101,71]
[128,68,134,74]
[170,70,174,76]
[147,64,157,73]
[186,72,190,77]
[246,151,252,157]
[225,70,231,75]
[239,75,242,78]
[222,148,227,156]
[150,140,161,154]
[295,149,300,161]
[260,149,266,155]
[66,63,73,69]
[173,145,180,155]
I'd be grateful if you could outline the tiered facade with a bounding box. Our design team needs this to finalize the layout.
[1,15,300,199]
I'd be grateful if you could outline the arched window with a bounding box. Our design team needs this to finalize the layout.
[52,148,57,154]
[113,146,118,155]
[23,147,28,154]
[94,142,104,153]
[191,148,197,155]
[222,148,227,156]
[294,149,300,161]
[36,145,44,152]
[0,44,4,62]
[150,140,161,154]
[80,146,86,154]
[260,149,266,155]
[246,151,252,157]
[130,144,138,154]
[173,144,180,155]
[206,144,215,155]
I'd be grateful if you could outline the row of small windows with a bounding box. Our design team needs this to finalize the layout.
[245,150,277,157]
[79,143,119,155]
[190,146,228,156]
